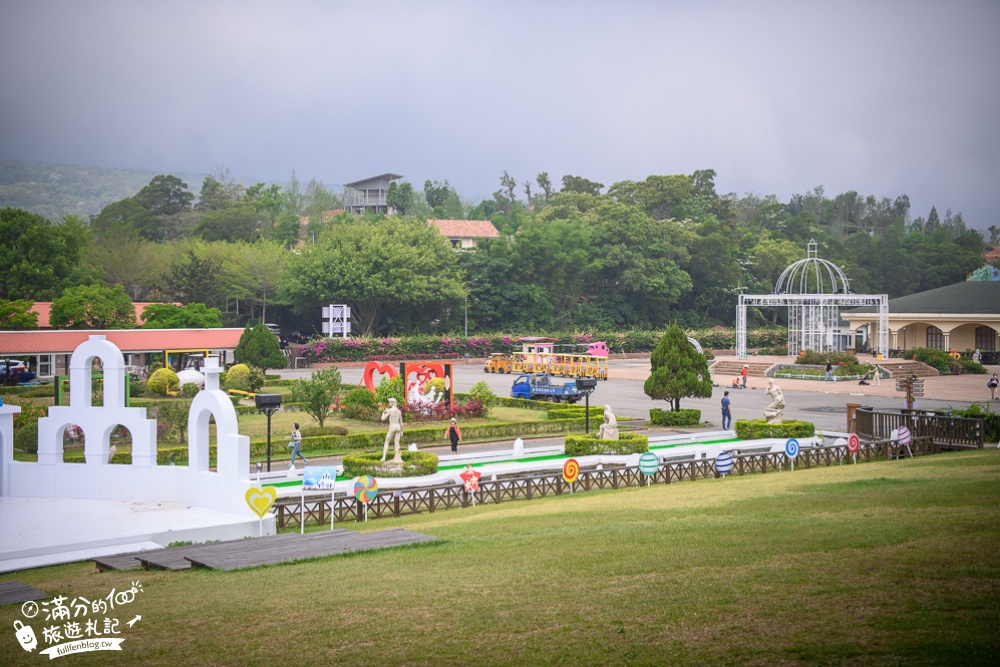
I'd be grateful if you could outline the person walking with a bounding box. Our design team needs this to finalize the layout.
[721,391,732,430]
[741,365,748,389]
[288,422,307,467]
[989,373,998,401]
[825,359,833,382]
[446,418,462,453]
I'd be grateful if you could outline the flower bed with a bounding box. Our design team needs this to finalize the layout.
[299,328,787,363]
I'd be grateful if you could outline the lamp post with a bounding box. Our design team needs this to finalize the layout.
[575,378,598,433]
[255,394,282,472]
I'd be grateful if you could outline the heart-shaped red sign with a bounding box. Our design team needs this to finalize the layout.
[362,361,398,392]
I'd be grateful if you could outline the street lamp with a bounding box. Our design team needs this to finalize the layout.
[575,378,598,433]
[254,393,282,471]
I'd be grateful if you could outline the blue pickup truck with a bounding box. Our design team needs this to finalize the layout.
[510,374,582,403]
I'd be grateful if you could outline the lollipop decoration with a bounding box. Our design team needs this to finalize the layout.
[460,465,482,493]
[785,437,799,471]
[460,465,482,506]
[715,451,734,477]
[354,475,379,521]
[562,458,580,484]
[354,475,379,503]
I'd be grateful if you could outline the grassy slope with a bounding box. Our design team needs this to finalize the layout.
[2,449,998,666]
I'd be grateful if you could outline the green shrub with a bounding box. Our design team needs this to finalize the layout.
[181,383,200,398]
[423,377,447,396]
[649,408,701,426]
[734,419,815,439]
[147,368,179,396]
[129,379,146,398]
[959,358,987,374]
[795,350,857,366]
[547,405,603,420]
[343,387,378,421]
[564,432,649,456]
[14,419,38,453]
[374,376,405,406]
[226,364,252,392]
[341,450,439,477]
[302,424,349,437]
[905,348,957,374]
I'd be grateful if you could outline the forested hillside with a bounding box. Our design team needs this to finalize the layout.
[0,166,993,336]
[0,160,209,221]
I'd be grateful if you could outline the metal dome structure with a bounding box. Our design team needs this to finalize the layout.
[775,240,851,296]
[736,240,889,359]
[776,240,850,355]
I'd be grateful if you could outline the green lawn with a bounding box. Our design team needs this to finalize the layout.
[3,449,998,665]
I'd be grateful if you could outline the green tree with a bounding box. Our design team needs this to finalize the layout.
[536,172,553,204]
[282,218,466,335]
[50,284,136,329]
[423,180,451,210]
[89,198,157,239]
[85,225,163,299]
[0,299,39,329]
[134,175,194,216]
[140,303,222,329]
[230,241,287,323]
[387,181,415,215]
[289,367,342,428]
[0,207,90,300]
[561,175,604,195]
[192,204,259,242]
[164,250,227,309]
[643,324,712,411]
[234,323,287,373]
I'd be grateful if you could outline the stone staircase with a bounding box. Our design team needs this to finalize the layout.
[709,360,775,379]
[876,359,940,378]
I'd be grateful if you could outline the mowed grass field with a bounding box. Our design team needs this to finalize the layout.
[2,449,998,666]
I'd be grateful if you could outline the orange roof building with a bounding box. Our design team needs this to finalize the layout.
[0,328,245,379]
[428,219,500,249]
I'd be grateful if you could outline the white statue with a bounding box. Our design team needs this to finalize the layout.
[597,404,620,440]
[763,379,785,424]
[380,397,404,463]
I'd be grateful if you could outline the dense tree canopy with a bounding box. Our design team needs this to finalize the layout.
[50,283,136,329]
[282,217,466,336]
[1,162,993,337]
[0,207,91,300]
[140,303,222,329]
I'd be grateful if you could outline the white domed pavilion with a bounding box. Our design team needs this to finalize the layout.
[736,240,889,358]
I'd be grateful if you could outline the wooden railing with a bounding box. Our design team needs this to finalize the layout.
[274,437,936,529]
[854,407,983,449]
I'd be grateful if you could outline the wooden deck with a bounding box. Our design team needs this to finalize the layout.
[93,528,437,572]
[0,580,48,606]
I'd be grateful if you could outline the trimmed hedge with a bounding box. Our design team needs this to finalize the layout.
[299,328,787,362]
[649,408,702,426]
[734,419,815,439]
[564,432,649,456]
[0,384,54,397]
[341,451,439,478]
[546,405,604,420]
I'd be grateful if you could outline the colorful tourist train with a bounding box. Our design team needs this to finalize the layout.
[483,337,609,380]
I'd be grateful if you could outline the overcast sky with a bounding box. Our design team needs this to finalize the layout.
[2,0,997,231]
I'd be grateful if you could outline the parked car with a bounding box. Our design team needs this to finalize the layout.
[262,323,288,349]
[0,360,35,384]
[287,331,309,345]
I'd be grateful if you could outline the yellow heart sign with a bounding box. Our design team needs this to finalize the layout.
[245,486,277,518]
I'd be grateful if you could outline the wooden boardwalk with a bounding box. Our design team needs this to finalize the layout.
[93,528,437,572]
[0,580,48,606]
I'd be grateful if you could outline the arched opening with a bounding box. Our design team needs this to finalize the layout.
[106,424,132,464]
[926,326,944,350]
[155,400,193,466]
[61,423,86,463]
[976,326,997,352]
